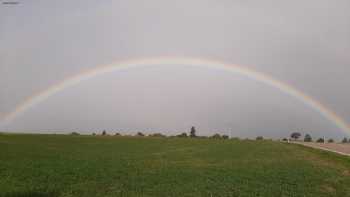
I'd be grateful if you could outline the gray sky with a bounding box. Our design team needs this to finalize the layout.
[0,0,349,139]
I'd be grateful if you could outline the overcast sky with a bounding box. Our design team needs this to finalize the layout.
[0,0,349,139]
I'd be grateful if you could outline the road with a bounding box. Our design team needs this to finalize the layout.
[293,141,350,156]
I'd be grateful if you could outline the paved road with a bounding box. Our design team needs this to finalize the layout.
[293,142,350,156]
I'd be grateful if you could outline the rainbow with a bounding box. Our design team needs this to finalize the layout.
[1,57,349,134]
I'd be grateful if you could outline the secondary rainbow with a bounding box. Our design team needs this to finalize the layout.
[1,57,349,134]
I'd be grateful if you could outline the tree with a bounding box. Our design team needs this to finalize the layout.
[256,136,264,140]
[70,132,80,136]
[328,139,334,143]
[92,132,96,136]
[304,134,312,142]
[177,132,188,138]
[342,137,348,143]
[211,133,221,139]
[282,138,288,142]
[316,138,324,143]
[114,133,121,136]
[190,126,196,138]
[136,132,144,137]
[290,132,301,140]
[222,135,229,140]
[102,130,107,136]
[149,133,166,138]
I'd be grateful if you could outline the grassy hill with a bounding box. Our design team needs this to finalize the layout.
[1,134,350,197]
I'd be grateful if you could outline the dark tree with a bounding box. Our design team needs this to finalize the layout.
[304,134,312,142]
[211,133,221,139]
[70,132,80,136]
[222,135,229,140]
[328,139,334,143]
[190,126,197,138]
[92,132,96,136]
[177,132,188,138]
[316,138,324,143]
[149,133,166,138]
[290,132,301,140]
[114,133,121,136]
[256,136,264,140]
[102,130,107,136]
[342,137,348,143]
[282,138,288,142]
[136,132,145,137]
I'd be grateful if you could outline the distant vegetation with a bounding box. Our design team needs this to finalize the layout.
[70,132,80,136]
[304,134,312,142]
[61,128,350,144]
[190,126,197,138]
[256,136,264,140]
[290,132,301,140]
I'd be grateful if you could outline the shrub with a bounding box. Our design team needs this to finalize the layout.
[316,138,324,143]
[177,132,188,138]
[114,133,121,136]
[342,137,348,143]
[327,139,334,143]
[102,130,107,136]
[92,132,96,136]
[222,135,229,140]
[149,133,166,138]
[282,138,288,142]
[70,132,80,135]
[136,132,145,137]
[304,134,312,142]
[211,133,222,139]
[256,136,264,140]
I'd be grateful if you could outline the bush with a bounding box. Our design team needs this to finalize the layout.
[136,132,145,137]
[211,133,222,139]
[149,133,166,138]
[282,138,288,142]
[114,133,121,136]
[92,133,96,136]
[342,137,348,143]
[327,139,334,143]
[70,132,80,136]
[102,130,107,136]
[256,136,264,140]
[316,138,324,143]
[304,134,312,142]
[222,135,229,140]
[177,132,188,138]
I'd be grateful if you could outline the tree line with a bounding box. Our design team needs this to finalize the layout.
[69,128,350,143]
[283,132,350,143]
[71,126,231,139]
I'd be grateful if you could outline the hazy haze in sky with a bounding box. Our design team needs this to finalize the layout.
[0,0,349,139]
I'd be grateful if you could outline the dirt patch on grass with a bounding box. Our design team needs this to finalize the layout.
[321,184,336,194]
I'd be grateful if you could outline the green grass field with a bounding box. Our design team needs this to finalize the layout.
[1,134,350,197]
